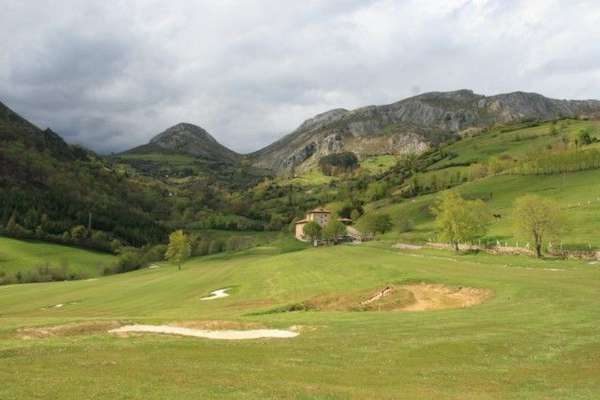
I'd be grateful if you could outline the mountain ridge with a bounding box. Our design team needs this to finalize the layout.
[248,89,600,173]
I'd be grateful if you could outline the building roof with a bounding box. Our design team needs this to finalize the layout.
[295,219,309,224]
[309,207,331,214]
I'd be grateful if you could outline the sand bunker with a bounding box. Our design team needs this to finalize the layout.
[201,288,230,300]
[109,324,298,340]
[399,283,491,311]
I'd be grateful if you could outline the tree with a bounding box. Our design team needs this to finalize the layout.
[165,230,191,270]
[110,239,122,254]
[365,182,388,202]
[323,220,347,244]
[432,191,491,252]
[303,221,322,244]
[512,195,565,258]
[70,225,88,241]
[576,129,593,147]
[362,213,393,236]
[5,211,17,233]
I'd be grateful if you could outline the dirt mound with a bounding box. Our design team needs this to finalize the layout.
[264,283,491,314]
[399,283,492,311]
[18,321,122,339]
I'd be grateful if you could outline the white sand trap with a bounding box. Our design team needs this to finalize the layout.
[201,288,230,301]
[53,304,64,308]
[109,324,298,340]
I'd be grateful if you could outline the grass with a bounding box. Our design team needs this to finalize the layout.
[360,155,398,174]
[429,119,600,170]
[0,236,116,278]
[116,153,198,164]
[279,168,335,186]
[367,167,600,247]
[357,120,600,246]
[1,244,600,399]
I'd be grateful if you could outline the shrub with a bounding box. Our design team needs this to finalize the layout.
[319,152,359,176]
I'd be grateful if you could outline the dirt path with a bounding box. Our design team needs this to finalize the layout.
[109,324,298,340]
[201,288,230,300]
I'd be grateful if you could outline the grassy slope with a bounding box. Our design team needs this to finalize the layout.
[1,245,600,399]
[0,236,116,277]
[361,120,600,246]
[369,169,600,246]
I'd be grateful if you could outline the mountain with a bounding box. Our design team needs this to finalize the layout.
[124,123,240,163]
[250,90,600,173]
[0,100,166,247]
[116,123,267,190]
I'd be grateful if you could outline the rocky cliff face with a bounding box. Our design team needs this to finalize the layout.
[125,123,240,163]
[250,90,600,173]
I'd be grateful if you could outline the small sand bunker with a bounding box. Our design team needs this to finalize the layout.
[109,324,298,340]
[400,283,491,311]
[18,321,122,340]
[201,288,230,301]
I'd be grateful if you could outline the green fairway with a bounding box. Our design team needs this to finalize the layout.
[0,236,116,280]
[1,245,599,399]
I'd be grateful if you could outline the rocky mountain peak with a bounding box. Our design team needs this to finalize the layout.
[295,108,349,133]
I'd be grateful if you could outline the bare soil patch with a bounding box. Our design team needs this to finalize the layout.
[262,283,492,314]
[399,283,492,311]
[18,321,122,339]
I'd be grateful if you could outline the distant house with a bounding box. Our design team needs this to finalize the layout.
[294,207,359,242]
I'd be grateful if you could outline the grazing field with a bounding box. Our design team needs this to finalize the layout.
[1,244,600,399]
[367,168,600,247]
[0,236,116,279]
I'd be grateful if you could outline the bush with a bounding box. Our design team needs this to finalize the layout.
[362,214,393,235]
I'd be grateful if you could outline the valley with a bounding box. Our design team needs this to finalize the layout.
[2,89,600,399]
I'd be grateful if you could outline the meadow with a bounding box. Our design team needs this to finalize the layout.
[0,237,116,279]
[1,244,600,399]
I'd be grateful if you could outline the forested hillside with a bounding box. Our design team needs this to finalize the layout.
[0,101,166,249]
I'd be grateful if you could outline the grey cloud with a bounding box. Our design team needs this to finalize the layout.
[1,0,599,154]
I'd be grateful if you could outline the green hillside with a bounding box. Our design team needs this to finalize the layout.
[0,237,116,283]
[1,246,599,399]
[355,119,600,248]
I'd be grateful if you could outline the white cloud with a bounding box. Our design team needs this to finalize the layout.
[0,0,598,153]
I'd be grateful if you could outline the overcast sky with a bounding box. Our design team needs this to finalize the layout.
[1,0,599,154]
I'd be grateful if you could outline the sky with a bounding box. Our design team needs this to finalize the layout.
[1,0,599,154]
